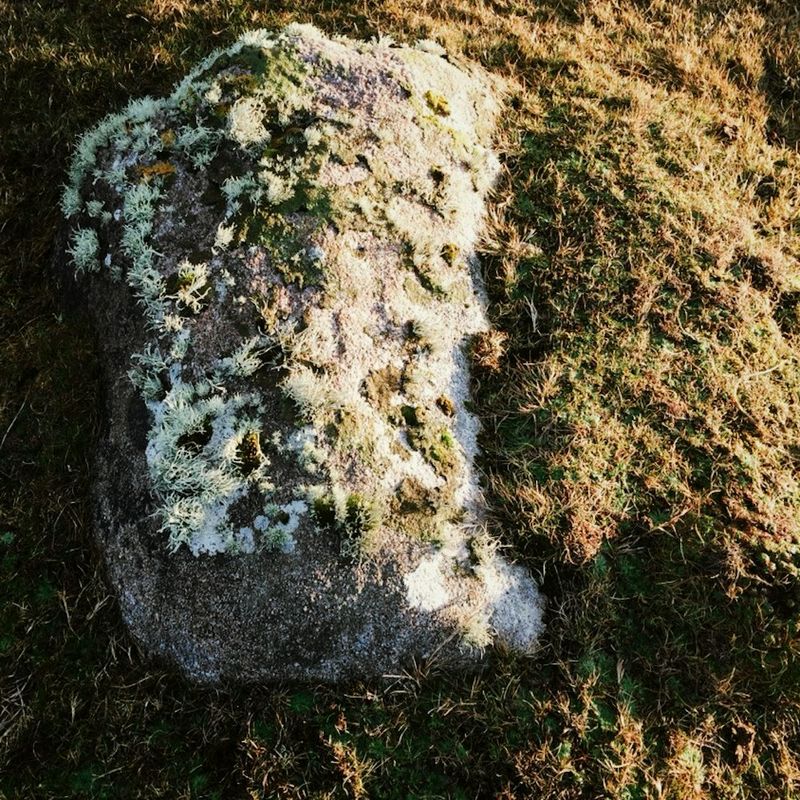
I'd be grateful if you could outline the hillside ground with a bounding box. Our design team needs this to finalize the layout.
[1,1,800,797]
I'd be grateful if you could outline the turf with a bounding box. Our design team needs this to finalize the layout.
[1,0,800,797]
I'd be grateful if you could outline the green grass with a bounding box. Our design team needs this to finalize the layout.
[2,0,800,797]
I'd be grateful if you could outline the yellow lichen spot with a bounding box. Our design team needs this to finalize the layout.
[435,395,455,416]
[159,129,177,147]
[136,161,177,181]
[441,242,459,265]
[424,90,450,116]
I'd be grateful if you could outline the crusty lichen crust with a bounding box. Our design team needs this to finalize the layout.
[63,24,543,654]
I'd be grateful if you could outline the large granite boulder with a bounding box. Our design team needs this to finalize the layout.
[60,24,544,682]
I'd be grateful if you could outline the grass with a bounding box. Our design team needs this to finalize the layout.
[1,0,800,796]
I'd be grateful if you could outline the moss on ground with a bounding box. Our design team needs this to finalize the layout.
[2,0,800,797]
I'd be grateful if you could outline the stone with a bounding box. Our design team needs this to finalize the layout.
[59,23,544,682]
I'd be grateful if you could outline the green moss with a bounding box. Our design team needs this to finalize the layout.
[209,46,270,81]
[400,404,421,427]
[390,476,455,545]
[328,408,379,464]
[406,416,459,479]
[260,44,309,95]
[311,494,337,528]
[312,491,382,558]
[392,402,459,482]
[341,493,380,550]
[362,364,403,413]
[238,213,325,288]
[219,72,261,98]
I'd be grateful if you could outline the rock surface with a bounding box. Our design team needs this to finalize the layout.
[60,24,544,682]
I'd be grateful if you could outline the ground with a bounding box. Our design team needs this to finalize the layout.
[1,0,799,797]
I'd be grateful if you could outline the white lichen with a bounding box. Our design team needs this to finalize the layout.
[214,335,268,378]
[67,228,100,272]
[144,381,276,553]
[284,426,327,474]
[61,185,82,218]
[213,222,236,252]
[169,261,210,315]
[124,182,162,225]
[176,124,221,168]
[404,554,450,612]
[228,96,270,148]
[281,365,329,419]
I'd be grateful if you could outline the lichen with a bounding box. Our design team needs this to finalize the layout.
[424,90,451,116]
[67,227,100,273]
[62,23,499,561]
